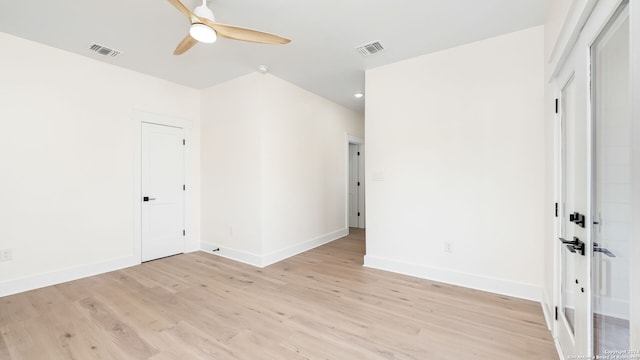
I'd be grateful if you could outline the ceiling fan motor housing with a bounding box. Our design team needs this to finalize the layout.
[193,4,215,21]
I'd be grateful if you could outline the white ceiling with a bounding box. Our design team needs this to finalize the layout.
[0,0,549,113]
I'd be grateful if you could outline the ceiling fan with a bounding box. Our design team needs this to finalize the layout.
[168,0,291,55]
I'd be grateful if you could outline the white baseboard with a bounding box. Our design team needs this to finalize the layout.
[363,254,542,301]
[200,242,263,267]
[261,228,348,267]
[554,337,566,360]
[540,289,555,331]
[0,255,138,298]
[541,298,553,331]
[201,228,349,268]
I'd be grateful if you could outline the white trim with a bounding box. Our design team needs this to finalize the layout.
[200,242,263,267]
[201,228,349,268]
[631,0,640,350]
[346,134,364,144]
[555,336,567,360]
[541,296,554,331]
[0,256,137,298]
[261,228,348,267]
[363,255,542,301]
[548,0,599,80]
[345,133,365,229]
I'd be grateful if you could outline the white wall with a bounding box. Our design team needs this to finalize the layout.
[200,73,364,266]
[260,75,364,256]
[0,33,201,296]
[364,26,545,301]
[200,75,263,258]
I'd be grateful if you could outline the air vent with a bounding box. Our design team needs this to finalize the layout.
[88,43,121,57]
[355,41,384,56]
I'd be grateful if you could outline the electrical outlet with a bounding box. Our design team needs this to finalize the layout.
[444,242,453,254]
[0,248,12,261]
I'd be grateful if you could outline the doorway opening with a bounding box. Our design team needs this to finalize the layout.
[346,134,365,234]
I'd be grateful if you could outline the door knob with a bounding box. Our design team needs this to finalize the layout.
[143,196,156,202]
[593,243,616,257]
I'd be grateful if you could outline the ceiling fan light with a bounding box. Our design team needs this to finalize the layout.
[190,23,217,43]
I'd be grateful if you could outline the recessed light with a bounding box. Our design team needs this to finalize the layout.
[354,93,364,99]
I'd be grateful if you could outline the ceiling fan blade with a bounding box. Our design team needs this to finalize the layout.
[201,19,291,44]
[173,34,198,55]
[168,0,198,23]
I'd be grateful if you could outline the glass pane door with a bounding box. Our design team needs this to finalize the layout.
[561,74,578,335]
[591,2,630,356]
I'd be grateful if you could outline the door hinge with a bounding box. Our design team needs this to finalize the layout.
[357,152,360,156]
[555,306,558,321]
[555,98,559,114]
[183,184,186,191]
[357,182,360,186]
[357,212,360,216]
[555,203,558,217]
[183,229,186,236]
[183,139,186,145]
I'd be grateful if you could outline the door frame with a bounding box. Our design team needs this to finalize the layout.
[133,110,196,263]
[551,0,638,357]
[348,143,360,227]
[631,0,640,352]
[345,134,365,229]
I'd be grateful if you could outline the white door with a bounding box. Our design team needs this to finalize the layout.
[348,144,360,227]
[591,2,631,356]
[556,40,590,357]
[141,122,185,262]
[554,0,632,357]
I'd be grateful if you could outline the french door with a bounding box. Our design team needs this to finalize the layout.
[556,31,590,358]
[555,0,632,358]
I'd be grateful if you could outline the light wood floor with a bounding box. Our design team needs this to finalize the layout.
[0,229,557,359]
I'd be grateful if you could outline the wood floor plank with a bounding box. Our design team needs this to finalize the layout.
[0,229,557,359]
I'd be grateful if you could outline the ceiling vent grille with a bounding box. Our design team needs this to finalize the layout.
[355,41,384,56]
[88,43,121,57]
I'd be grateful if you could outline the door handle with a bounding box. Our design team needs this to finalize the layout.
[559,237,578,245]
[559,237,586,256]
[143,196,157,202]
[593,243,616,258]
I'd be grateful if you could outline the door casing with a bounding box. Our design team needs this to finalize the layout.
[345,134,365,229]
[132,110,195,263]
[141,122,185,261]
